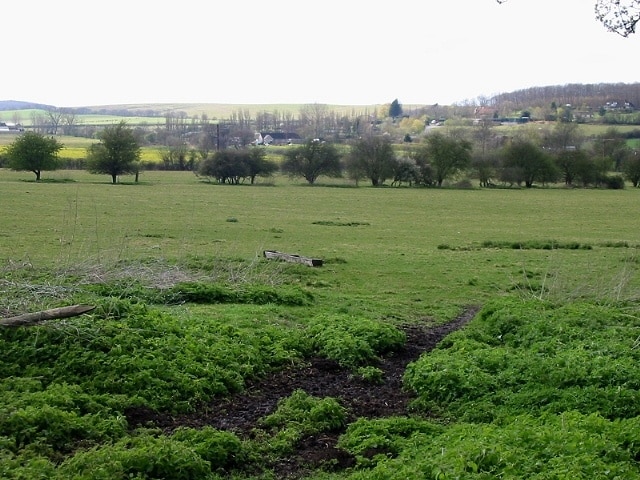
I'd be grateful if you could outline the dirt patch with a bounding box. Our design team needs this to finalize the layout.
[126,306,479,478]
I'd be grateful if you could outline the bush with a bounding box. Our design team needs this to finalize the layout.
[605,175,626,189]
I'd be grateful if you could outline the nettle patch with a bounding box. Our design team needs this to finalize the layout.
[404,298,640,421]
[307,314,406,369]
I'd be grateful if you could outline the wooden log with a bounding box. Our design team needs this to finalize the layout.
[0,304,96,327]
[263,250,323,267]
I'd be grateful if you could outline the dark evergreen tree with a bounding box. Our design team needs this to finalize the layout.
[389,99,403,118]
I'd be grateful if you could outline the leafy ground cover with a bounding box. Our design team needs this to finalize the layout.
[2,170,640,478]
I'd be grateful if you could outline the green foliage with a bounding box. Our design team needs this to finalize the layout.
[5,131,63,181]
[346,135,397,186]
[312,220,370,227]
[307,314,406,368]
[170,426,246,469]
[404,298,640,421]
[166,281,314,306]
[86,121,141,183]
[339,412,640,479]
[354,366,385,384]
[56,433,218,480]
[501,140,559,187]
[338,416,444,467]
[414,131,473,186]
[0,380,128,460]
[281,139,342,184]
[480,239,592,250]
[0,307,307,414]
[199,148,277,184]
[84,278,313,307]
[258,390,347,455]
[389,99,403,118]
[438,239,593,251]
[261,389,347,433]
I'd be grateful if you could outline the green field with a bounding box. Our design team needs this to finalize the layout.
[3,170,638,315]
[2,170,640,479]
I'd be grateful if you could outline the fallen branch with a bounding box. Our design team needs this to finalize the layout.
[0,304,96,327]
[263,250,323,267]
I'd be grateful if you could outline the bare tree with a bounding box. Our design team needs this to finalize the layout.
[61,110,78,136]
[497,0,640,36]
[595,0,640,36]
[45,107,63,135]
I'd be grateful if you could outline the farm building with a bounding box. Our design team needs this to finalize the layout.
[255,132,302,145]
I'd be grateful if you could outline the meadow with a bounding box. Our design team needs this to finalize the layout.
[2,169,640,478]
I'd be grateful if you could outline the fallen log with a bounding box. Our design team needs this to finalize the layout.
[263,250,323,267]
[0,304,96,327]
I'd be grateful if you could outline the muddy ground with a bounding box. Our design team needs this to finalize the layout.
[126,306,479,478]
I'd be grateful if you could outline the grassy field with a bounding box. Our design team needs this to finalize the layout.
[2,169,639,318]
[2,170,640,479]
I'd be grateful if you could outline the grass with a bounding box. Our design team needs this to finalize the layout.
[1,169,639,320]
[3,168,640,479]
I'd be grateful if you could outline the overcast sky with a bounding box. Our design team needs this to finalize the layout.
[4,0,639,107]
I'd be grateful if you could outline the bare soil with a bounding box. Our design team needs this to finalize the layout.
[125,306,479,478]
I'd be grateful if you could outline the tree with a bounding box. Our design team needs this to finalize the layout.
[199,148,278,185]
[593,127,628,171]
[544,122,582,152]
[244,147,278,184]
[502,140,558,188]
[554,149,593,186]
[346,135,397,186]
[497,0,640,36]
[622,152,640,187]
[200,150,248,184]
[45,107,63,135]
[413,132,472,187]
[5,132,63,181]
[595,0,640,36]
[281,139,342,185]
[389,99,403,119]
[86,121,141,184]
[472,153,500,187]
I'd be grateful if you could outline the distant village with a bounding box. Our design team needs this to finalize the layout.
[0,122,24,133]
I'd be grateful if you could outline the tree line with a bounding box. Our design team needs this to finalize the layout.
[2,119,639,189]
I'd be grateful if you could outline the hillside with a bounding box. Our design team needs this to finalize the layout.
[489,82,640,110]
[3,82,640,120]
[0,100,53,111]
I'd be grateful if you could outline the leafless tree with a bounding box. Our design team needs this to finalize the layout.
[595,0,640,36]
[45,107,63,135]
[61,110,78,136]
[497,0,640,36]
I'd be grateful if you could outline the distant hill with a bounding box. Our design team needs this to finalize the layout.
[4,82,640,117]
[0,100,54,111]
[489,82,640,110]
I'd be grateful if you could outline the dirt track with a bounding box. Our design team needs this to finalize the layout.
[126,306,480,478]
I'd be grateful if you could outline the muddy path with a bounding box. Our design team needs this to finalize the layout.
[126,306,480,478]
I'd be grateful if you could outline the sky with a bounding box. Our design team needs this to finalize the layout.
[3,0,639,108]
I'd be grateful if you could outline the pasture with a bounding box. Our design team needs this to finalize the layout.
[2,169,640,479]
[2,169,639,318]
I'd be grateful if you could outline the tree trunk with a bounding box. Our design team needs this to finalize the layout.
[0,305,95,327]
